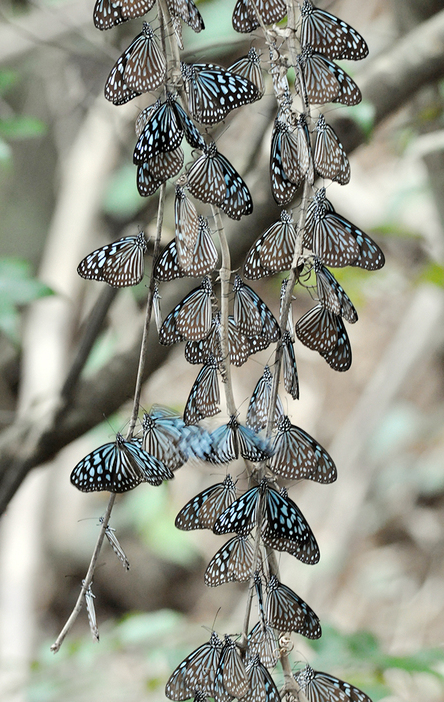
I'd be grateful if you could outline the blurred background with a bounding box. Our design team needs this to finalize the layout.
[0,0,444,700]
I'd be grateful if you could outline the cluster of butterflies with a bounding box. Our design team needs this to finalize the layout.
[164,621,371,702]
[77,4,379,702]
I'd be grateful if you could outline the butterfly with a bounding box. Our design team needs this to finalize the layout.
[159,277,214,344]
[185,314,252,368]
[314,114,350,185]
[154,219,218,282]
[142,408,189,471]
[136,148,184,196]
[281,331,299,400]
[213,479,317,561]
[244,210,297,279]
[246,622,278,669]
[266,574,321,639]
[270,415,337,484]
[233,275,280,341]
[84,581,99,641]
[242,654,280,702]
[77,231,147,287]
[165,631,223,700]
[314,258,357,322]
[294,665,372,702]
[184,356,220,425]
[175,186,200,270]
[175,475,237,530]
[297,45,362,107]
[214,635,248,700]
[270,118,300,205]
[168,0,205,32]
[246,365,284,433]
[99,517,131,570]
[232,0,286,33]
[300,0,369,61]
[93,0,155,30]
[105,23,166,105]
[70,433,174,493]
[187,142,253,220]
[228,47,265,96]
[209,416,273,464]
[153,282,162,330]
[133,93,204,164]
[204,534,254,587]
[181,62,262,125]
[304,189,385,270]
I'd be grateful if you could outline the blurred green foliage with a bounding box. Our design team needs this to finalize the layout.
[28,613,444,702]
[0,258,53,344]
[0,70,47,166]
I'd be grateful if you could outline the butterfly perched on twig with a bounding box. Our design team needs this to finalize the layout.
[99,517,130,570]
[204,534,254,586]
[242,654,280,702]
[314,258,357,322]
[181,62,261,125]
[297,45,362,107]
[105,23,166,105]
[70,433,174,493]
[232,0,287,33]
[184,356,220,425]
[185,313,252,367]
[304,189,385,270]
[214,635,249,700]
[294,665,372,702]
[300,0,369,61]
[159,276,214,344]
[167,0,205,33]
[233,275,280,341]
[77,231,148,287]
[136,148,184,196]
[314,114,350,185]
[266,574,321,638]
[154,217,218,282]
[244,210,297,279]
[209,416,273,464]
[175,475,237,531]
[186,142,253,220]
[270,415,337,483]
[93,0,155,30]
[133,93,204,164]
[228,47,265,95]
[165,631,223,700]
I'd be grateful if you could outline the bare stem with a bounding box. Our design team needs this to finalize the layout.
[50,493,116,652]
[212,206,237,417]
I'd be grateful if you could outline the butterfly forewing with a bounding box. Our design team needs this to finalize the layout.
[246,622,279,669]
[233,276,280,340]
[168,0,205,32]
[175,476,237,530]
[243,656,280,702]
[216,637,248,699]
[213,484,261,536]
[204,535,254,586]
[270,120,299,205]
[93,0,156,30]
[259,211,297,274]
[187,144,226,205]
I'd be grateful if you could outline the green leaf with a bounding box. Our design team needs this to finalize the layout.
[416,262,444,288]
[0,115,47,141]
[0,70,18,96]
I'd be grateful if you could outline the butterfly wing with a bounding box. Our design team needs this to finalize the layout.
[204,535,254,586]
[124,23,166,93]
[184,357,220,425]
[77,232,147,287]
